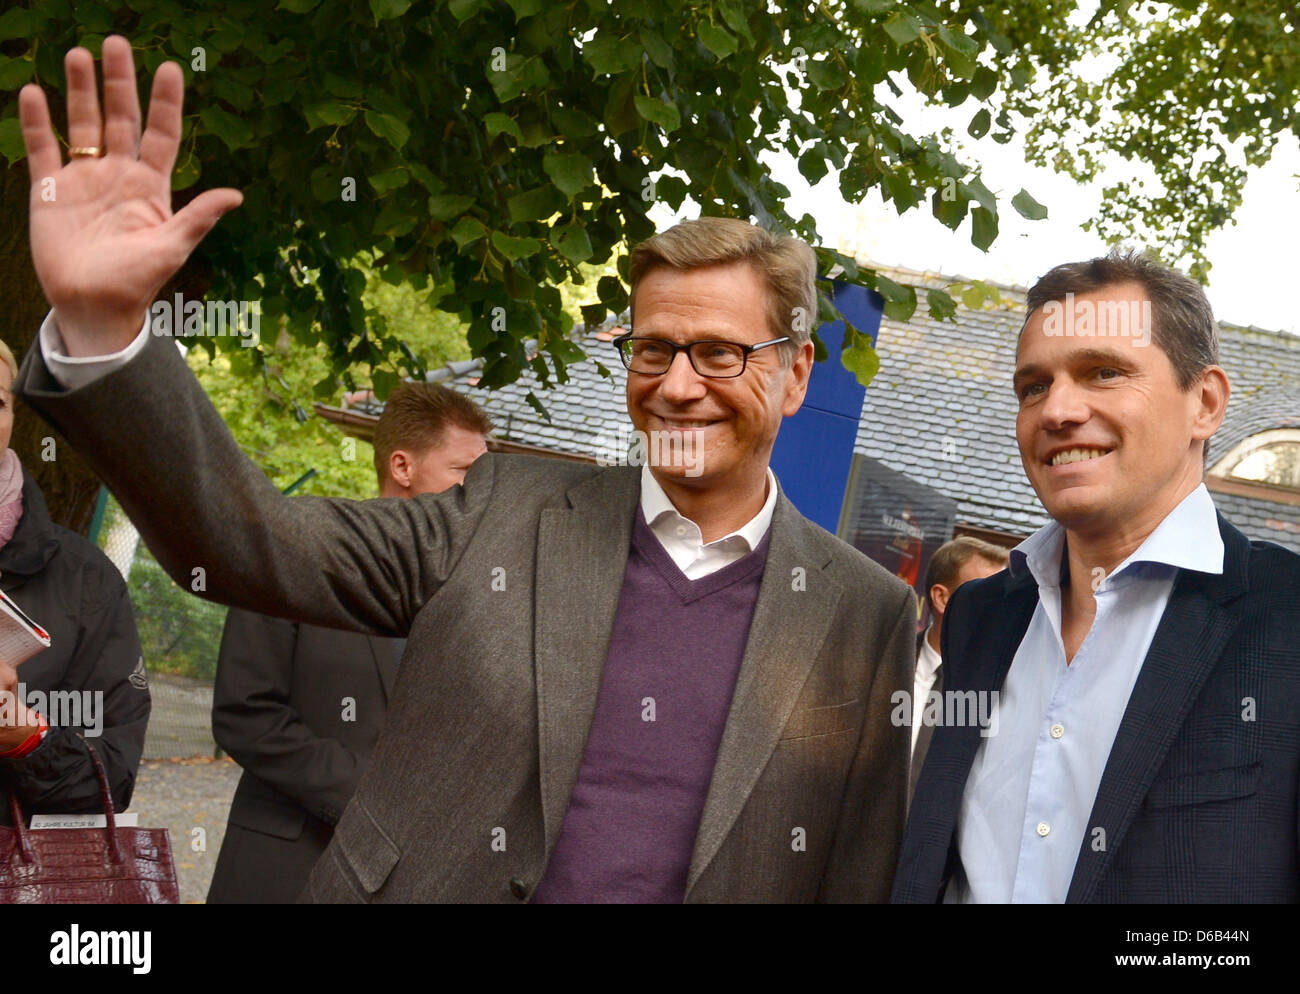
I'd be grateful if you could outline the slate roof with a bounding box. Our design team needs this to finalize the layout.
[346,266,1300,553]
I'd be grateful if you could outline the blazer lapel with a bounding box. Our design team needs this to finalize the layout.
[533,466,640,858]
[684,493,841,896]
[1066,515,1249,903]
[913,569,1038,897]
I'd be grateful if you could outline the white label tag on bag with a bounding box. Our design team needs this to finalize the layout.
[29,813,139,829]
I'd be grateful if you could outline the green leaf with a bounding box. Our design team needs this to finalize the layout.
[970,206,998,250]
[0,55,35,89]
[960,283,986,309]
[303,102,356,130]
[451,216,488,247]
[525,390,552,422]
[199,106,255,151]
[491,231,542,261]
[368,168,410,194]
[841,336,881,388]
[882,12,921,46]
[365,111,410,150]
[806,57,847,91]
[927,288,957,321]
[696,21,738,59]
[507,185,564,223]
[484,112,524,142]
[874,274,911,304]
[597,275,628,308]
[427,194,475,220]
[371,368,399,400]
[369,0,410,20]
[505,0,544,16]
[542,152,595,197]
[0,117,26,165]
[448,0,487,23]
[0,9,33,40]
[551,223,593,263]
[640,28,673,69]
[968,108,990,139]
[277,0,320,11]
[584,34,642,75]
[633,93,681,133]
[1011,188,1049,220]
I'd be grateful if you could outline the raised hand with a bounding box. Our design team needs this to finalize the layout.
[18,35,243,357]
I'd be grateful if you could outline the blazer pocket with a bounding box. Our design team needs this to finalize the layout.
[333,797,402,896]
[779,699,863,741]
[1144,761,1260,810]
[228,793,308,841]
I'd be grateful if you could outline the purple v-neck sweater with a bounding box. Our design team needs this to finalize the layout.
[530,509,773,903]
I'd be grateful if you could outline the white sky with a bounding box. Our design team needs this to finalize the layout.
[764,111,1300,335]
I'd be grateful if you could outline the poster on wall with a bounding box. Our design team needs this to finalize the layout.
[836,455,958,633]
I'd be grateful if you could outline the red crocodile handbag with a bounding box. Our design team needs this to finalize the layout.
[0,737,178,903]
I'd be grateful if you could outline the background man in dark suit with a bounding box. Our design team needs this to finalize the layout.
[207,383,490,903]
[909,537,1006,804]
[14,39,916,902]
[895,251,1300,903]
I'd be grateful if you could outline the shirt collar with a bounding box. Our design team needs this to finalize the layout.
[916,626,942,681]
[639,463,778,551]
[1009,483,1224,588]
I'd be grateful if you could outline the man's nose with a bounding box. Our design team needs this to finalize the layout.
[655,349,708,403]
[1037,376,1091,430]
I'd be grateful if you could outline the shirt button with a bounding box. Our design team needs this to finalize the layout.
[1050,723,1065,739]
[1037,822,1050,837]
[675,525,688,537]
[509,878,528,900]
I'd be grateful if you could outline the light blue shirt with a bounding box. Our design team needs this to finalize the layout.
[948,484,1224,903]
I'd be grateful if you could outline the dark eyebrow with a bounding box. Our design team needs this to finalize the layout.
[1013,347,1140,387]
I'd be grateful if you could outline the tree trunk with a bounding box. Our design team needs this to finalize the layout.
[0,162,101,535]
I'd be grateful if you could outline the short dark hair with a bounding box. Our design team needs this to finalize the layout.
[924,537,1009,613]
[372,382,492,482]
[1024,249,1219,391]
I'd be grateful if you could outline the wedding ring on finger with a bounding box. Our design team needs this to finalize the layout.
[68,146,103,158]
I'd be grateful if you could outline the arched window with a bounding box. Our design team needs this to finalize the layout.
[1210,428,1300,490]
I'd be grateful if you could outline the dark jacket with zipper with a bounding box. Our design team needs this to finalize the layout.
[0,468,149,826]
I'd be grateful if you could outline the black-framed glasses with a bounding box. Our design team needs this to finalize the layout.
[612,334,791,379]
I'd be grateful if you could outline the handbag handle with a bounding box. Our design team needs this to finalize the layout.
[7,734,123,865]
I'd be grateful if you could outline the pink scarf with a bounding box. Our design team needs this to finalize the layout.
[0,449,25,549]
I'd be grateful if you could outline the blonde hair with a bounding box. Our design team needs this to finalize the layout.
[372,381,492,483]
[628,217,818,358]
[0,340,17,383]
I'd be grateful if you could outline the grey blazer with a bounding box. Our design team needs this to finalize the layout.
[18,331,916,903]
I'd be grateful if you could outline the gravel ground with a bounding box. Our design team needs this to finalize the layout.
[129,757,242,904]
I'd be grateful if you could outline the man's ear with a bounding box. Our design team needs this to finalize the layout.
[781,339,815,417]
[1191,364,1230,447]
[930,583,951,617]
[388,450,414,489]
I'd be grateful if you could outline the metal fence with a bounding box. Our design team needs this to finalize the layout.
[93,492,225,759]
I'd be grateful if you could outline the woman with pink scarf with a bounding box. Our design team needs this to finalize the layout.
[0,338,149,827]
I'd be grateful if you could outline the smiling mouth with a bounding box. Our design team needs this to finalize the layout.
[656,417,719,429]
[1048,447,1113,466]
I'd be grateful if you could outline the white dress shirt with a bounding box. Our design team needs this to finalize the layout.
[948,484,1224,903]
[38,312,780,582]
[639,464,777,580]
[912,627,942,755]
